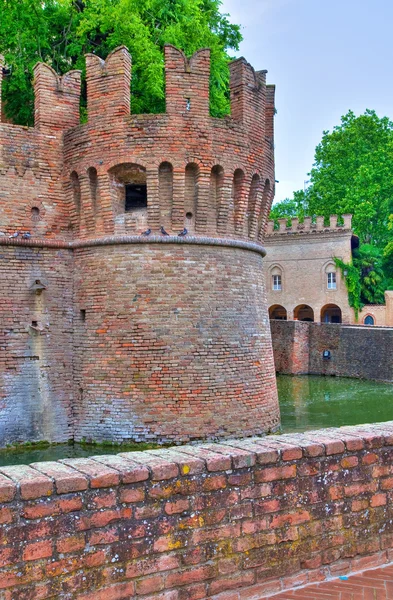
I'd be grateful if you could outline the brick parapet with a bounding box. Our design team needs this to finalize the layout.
[266,214,353,236]
[1,423,393,597]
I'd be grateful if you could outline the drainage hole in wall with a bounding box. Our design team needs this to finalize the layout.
[80,309,86,322]
[186,212,193,220]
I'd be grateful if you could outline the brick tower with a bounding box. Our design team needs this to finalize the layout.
[0,46,279,445]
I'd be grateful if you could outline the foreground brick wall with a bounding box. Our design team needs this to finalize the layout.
[271,321,393,381]
[1,424,393,598]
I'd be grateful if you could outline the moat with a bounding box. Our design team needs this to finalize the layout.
[1,375,393,466]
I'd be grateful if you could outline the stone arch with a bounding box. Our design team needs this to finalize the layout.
[159,161,173,231]
[321,304,342,324]
[184,162,199,233]
[294,304,314,322]
[269,305,287,320]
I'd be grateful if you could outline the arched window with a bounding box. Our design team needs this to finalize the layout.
[185,163,199,232]
[159,162,173,230]
[87,167,98,217]
[70,171,81,215]
[325,263,337,290]
[364,315,375,325]
[271,266,283,291]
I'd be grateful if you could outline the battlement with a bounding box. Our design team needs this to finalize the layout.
[0,45,276,243]
[266,214,353,236]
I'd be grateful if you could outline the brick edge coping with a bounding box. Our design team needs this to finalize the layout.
[0,235,267,257]
[0,421,392,501]
[223,552,393,600]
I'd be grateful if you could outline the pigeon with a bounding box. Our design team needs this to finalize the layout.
[22,232,31,239]
[142,228,151,236]
[178,228,188,237]
[8,231,19,239]
[160,226,169,236]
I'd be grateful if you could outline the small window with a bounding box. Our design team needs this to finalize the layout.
[327,272,336,289]
[125,184,147,212]
[364,315,375,325]
[272,274,282,291]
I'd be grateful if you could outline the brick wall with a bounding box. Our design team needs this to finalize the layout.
[0,44,279,445]
[271,321,393,381]
[0,245,74,445]
[73,243,279,443]
[0,424,393,598]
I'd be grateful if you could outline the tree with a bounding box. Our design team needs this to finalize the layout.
[269,190,308,225]
[0,0,242,125]
[306,110,393,248]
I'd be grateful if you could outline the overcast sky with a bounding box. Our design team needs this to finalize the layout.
[220,0,393,202]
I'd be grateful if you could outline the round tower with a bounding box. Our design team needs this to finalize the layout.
[65,45,279,443]
[0,46,279,446]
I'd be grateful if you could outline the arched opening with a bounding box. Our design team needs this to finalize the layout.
[269,305,287,320]
[294,304,314,322]
[364,315,375,326]
[248,174,261,237]
[210,165,224,232]
[108,163,147,215]
[159,162,173,231]
[185,162,199,232]
[232,168,245,234]
[325,263,337,290]
[258,179,271,240]
[70,171,81,215]
[270,265,283,291]
[321,304,342,324]
[87,167,98,217]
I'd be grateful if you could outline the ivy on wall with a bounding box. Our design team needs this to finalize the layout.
[334,258,363,320]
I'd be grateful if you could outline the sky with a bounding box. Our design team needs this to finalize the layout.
[220,0,393,203]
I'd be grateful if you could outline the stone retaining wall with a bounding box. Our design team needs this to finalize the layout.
[1,423,393,598]
[271,320,393,381]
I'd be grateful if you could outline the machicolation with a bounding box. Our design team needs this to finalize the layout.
[0,45,279,446]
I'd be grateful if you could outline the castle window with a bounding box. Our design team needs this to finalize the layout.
[364,315,375,325]
[125,184,147,212]
[327,272,336,289]
[272,274,282,291]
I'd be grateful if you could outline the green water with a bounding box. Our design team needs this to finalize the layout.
[279,375,393,433]
[0,375,392,466]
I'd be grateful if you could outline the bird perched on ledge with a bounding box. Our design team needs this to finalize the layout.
[160,226,169,236]
[178,228,188,237]
[142,228,151,236]
[8,231,19,238]
[22,232,31,239]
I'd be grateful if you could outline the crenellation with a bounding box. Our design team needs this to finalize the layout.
[267,214,353,236]
[86,46,131,121]
[33,63,81,131]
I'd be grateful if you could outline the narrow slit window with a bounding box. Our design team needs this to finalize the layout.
[125,184,147,212]
[327,272,337,289]
[272,274,282,291]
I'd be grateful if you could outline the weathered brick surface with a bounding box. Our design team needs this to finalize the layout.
[271,320,393,381]
[0,44,279,445]
[0,425,392,598]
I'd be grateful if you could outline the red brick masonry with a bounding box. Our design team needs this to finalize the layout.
[1,422,393,599]
[272,562,393,599]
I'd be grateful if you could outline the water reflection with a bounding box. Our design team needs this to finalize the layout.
[278,375,393,433]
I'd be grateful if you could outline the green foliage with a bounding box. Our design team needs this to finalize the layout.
[0,0,242,125]
[334,258,363,319]
[269,190,308,227]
